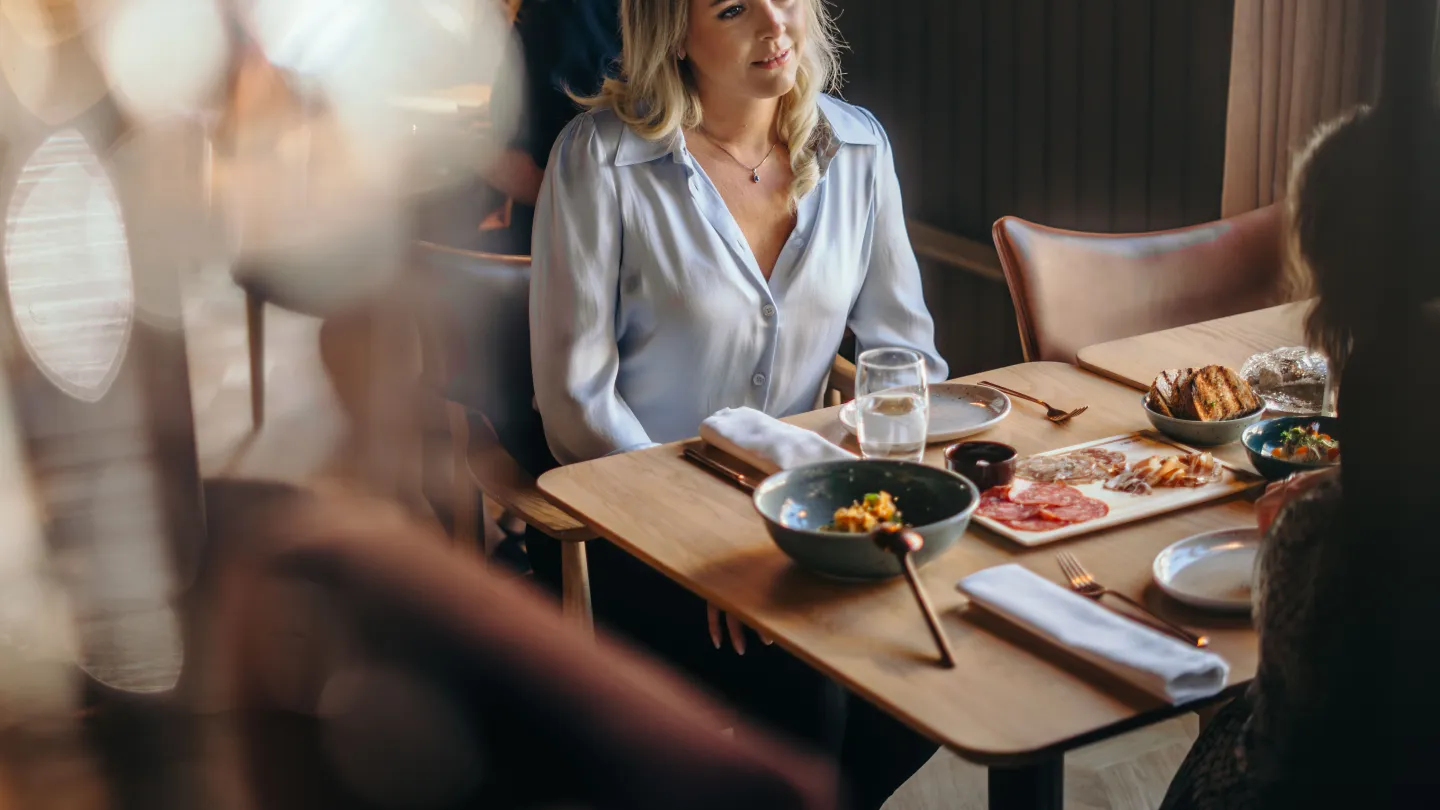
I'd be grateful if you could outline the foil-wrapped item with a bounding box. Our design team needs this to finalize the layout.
[1240,347,1329,414]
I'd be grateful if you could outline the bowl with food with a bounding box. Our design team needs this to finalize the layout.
[1142,365,1266,446]
[752,460,979,580]
[1242,416,1340,480]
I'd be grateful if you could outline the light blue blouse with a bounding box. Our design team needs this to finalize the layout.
[530,94,947,465]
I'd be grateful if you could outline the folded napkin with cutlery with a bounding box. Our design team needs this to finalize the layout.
[699,407,855,474]
[957,564,1229,704]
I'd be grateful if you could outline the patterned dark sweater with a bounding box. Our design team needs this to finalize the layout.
[1160,469,1342,810]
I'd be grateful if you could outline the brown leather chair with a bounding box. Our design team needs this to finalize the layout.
[991,204,1288,364]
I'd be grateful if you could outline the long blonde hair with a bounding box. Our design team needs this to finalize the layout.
[581,0,844,208]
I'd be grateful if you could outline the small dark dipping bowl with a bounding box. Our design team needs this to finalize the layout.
[1242,415,1341,481]
[752,460,980,581]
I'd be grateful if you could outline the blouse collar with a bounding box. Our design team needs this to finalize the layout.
[613,94,879,169]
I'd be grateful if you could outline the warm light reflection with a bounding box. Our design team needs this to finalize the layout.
[98,0,230,120]
[3,129,134,402]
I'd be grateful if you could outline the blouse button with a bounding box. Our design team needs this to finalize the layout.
[761,304,776,318]
[752,373,767,386]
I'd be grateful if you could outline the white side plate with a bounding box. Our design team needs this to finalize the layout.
[840,382,1010,444]
[1152,527,1260,612]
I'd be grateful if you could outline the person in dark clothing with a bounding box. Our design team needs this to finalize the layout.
[1161,100,1440,810]
[429,1,625,544]
[495,0,624,204]
[421,0,623,255]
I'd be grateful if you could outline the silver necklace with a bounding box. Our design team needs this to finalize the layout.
[697,126,778,183]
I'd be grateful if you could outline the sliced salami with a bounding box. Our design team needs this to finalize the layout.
[1039,497,1109,523]
[1007,482,1086,507]
[976,499,1040,522]
[1003,516,1070,532]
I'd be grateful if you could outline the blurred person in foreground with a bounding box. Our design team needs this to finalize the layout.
[526,0,946,806]
[210,480,836,810]
[1161,101,1440,809]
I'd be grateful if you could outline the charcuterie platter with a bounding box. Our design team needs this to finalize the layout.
[971,432,1265,547]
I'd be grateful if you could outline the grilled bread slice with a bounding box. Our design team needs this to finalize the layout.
[1149,368,1197,419]
[1188,365,1261,421]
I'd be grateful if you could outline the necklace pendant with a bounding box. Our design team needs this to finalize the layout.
[751,171,760,183]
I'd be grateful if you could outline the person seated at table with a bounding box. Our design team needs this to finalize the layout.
[527,0,947,806]
[1161,101,1440,809]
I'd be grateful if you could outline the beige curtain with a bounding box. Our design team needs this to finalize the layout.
[1221,0,1386,218]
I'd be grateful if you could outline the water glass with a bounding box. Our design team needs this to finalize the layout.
[1321,355,1339,417]
[855,348,929,462]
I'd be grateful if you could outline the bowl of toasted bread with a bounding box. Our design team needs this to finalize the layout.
[1142,365,1266,446]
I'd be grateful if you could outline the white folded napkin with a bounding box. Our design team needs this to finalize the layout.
[699,407,855,474]
[957,564,1229,704]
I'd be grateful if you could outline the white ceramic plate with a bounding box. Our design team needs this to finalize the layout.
[1152,527,1260,612]
[839,382,1010,444]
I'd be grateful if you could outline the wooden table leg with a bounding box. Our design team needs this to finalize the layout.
[988,757,1062,810]
[245,290,265,429]
[561,541,594,638]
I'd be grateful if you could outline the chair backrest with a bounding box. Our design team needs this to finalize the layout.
[413,241,554,477]
[992,204,1288,363]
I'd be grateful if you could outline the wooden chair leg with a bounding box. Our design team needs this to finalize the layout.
[561,542,593,638]
[245,290,265,429]
[446,402,479,551]
[1196,700,1228,732]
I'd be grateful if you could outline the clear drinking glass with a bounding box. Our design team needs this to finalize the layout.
[855,348,930,462]
[1321,356,1339,416]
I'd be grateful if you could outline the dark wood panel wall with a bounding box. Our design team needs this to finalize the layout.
[834,0,1236,375]
[838,0,1235,238]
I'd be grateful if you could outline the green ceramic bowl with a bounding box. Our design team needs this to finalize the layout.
[752,460,979,581]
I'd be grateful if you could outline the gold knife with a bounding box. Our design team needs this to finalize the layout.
[682,447,758,493]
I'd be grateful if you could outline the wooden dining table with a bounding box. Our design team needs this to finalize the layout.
[1077,300,1310,390]
[538,361,1262,810]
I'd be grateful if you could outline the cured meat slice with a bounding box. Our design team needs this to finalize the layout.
[1007,482,1086,507]
[976,499,1040,522]
[976,483,1107,532]
[1017,447,1130,484]
[1014,455,1071,483]
[1073,448,1128,477]
[1003,516,1070,532]
[1039,498,1109,523]
[976,487,1041,521]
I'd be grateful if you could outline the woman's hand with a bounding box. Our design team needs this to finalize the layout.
[1255,469,1335,534]
[706,603,773,655]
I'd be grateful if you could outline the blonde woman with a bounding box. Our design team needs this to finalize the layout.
[527,0,943,805]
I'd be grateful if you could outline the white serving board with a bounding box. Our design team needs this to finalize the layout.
[972,432,1265,547]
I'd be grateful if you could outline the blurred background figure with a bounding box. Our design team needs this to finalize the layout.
[431,0,623,254]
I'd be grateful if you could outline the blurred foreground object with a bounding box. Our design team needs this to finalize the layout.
[213,481,838,810]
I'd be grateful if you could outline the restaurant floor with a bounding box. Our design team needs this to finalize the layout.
[19,257,1200,808]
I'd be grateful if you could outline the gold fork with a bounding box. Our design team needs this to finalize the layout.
[979,381,1088,424]
[1056,552,1209,647]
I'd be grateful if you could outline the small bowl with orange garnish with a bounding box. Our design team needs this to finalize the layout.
[1242,415,1340,480]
